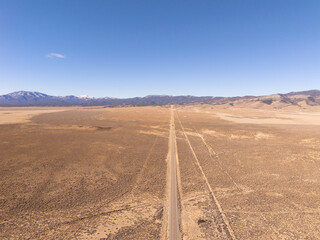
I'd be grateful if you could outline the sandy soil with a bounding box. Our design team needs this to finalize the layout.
[0,107,68,124]
[2,105,320,239]
[216,109,320,125]
[175,104,320,239]
[0,106,169,239]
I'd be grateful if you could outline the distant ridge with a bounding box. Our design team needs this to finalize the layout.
[0,90,320,107]
[285,89,320,96]
[0,91,215,106]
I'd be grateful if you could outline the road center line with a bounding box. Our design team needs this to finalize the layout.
[168,106,181,240]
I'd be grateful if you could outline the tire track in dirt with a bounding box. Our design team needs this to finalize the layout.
[131,135,159,195]
[25,135,160,239]
[27,189,131,239]
[194,129,306,239]
[195,131,241,191]
[261,214,281,239]
[175,110,237,240]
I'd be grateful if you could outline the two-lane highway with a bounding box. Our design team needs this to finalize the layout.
[167,106,181,240]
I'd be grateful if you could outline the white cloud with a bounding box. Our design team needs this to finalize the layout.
[46,53,66,59]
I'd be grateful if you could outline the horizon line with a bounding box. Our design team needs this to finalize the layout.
[1,89,320,99]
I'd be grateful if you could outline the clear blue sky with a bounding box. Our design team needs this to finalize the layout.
[0,0,319,98]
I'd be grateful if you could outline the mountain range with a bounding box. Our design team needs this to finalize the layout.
[0,90,320,108]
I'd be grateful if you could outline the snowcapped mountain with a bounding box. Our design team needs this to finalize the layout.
[1,90,320,107]
[78,95,95,99]
[0,91,97,106]
[6,91,49,98]
[0,91,214,106]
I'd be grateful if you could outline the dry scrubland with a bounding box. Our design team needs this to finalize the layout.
[176,105,320,239]
[1,105,320,239]
[0,107,170,239]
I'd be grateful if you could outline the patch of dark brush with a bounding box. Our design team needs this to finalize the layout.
[198,218,211,226]
[95,126,112,131]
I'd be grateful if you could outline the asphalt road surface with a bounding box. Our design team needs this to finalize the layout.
[168,106,181,240]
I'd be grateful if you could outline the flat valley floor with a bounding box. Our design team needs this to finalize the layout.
[1,105,320,239]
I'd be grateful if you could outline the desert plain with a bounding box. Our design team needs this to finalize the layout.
[1,104,320,239]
